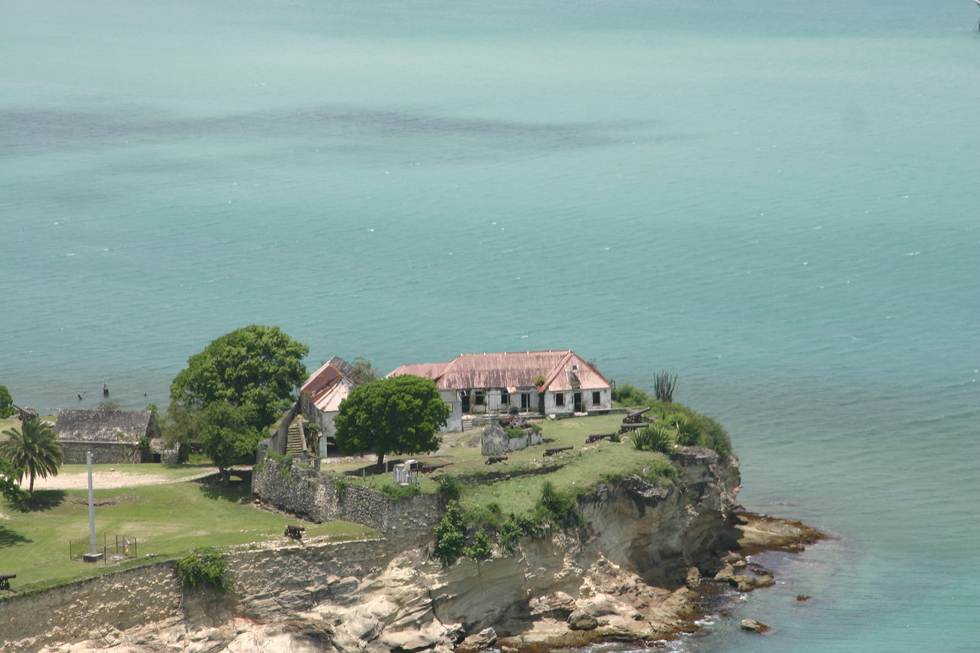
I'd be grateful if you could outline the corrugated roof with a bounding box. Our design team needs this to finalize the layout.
[388,350,609,392]
[387,362,450,381]
[310,378,356,413]
[301,356,356,396]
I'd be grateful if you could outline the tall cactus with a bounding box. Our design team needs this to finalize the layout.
[653,371,677,403]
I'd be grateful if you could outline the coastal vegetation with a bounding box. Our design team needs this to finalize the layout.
[0,457,29,506]
[174,547,232,591]
[0,384,16,418]
[165,325,309,479]
[0,417,64,495]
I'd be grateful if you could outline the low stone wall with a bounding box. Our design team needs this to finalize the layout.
[61,440,145,465]
[0,562,179,652]
[251,457,444,548]
[481,422,544,456]
[0,538,400,653]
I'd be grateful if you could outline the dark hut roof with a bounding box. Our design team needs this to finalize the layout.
[55,409,155,444]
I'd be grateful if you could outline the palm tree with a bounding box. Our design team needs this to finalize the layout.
[0,418,64,494]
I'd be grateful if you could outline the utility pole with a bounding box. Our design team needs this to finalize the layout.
[83,452,103,562]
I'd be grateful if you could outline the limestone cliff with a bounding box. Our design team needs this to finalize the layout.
[3,447,745,653]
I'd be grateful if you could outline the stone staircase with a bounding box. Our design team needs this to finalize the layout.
[284,419,306,455]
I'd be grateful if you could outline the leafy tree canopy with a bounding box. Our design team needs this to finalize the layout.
[198,401,262,485]
[0,384,16,418]
[0,456,29,507]
[334,375,449,466]
[169,325,309,433]
[0,418,64,495]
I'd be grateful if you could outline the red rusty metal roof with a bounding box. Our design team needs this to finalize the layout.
[388,362,451,381]
[389,350,609,393]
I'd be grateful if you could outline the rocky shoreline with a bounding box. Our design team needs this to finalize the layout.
[18,510,821,653]
[5,450,825,653]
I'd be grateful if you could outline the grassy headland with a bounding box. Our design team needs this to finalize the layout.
[0,468,377,593]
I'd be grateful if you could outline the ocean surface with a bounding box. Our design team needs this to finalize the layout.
[2,0,978,650]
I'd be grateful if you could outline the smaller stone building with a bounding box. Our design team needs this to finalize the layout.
[54,409,175,464]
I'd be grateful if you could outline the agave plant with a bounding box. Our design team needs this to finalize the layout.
[653,371,677,403]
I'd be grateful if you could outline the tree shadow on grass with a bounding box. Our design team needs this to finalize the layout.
[197,479,252,503]
[24,489,68,511]
[0,526,31,547]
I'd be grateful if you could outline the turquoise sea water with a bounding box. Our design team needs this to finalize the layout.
[2,1,978,650]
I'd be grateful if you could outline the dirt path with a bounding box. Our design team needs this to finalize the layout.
[29,468,219,490]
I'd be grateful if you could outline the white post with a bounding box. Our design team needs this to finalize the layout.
[87,451,97,554]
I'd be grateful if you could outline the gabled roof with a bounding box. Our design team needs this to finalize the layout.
[301,356,357,396]
[302,356,360,414]
[55,409,155,444]
[389,350,609,393]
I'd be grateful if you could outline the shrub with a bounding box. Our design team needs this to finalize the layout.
[536,481,580,527]
[649,401,733,458]
[175,548,232,591]
[464,530,493,560]
[335,477,348,502]
[380,483,421,500]
[632,424,675,454]
[437,474,462,503]
[611,382,648,407]
[434,501,466,565]
[0,385,15,419]
[465,503,504,527]
[644,459,678,487]
[505,427,526,439]
[499,516,524,552]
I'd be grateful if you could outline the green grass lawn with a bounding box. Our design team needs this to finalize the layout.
[0,476,378,593]
[333,414,673,517]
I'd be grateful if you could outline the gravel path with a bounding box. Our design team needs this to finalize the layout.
[29,468,219,490]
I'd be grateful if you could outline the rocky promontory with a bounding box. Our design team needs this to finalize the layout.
[0,447,822,653]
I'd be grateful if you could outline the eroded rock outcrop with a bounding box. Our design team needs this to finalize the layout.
[7,448,761,653]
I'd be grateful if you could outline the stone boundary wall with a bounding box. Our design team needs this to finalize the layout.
[0,561,179,652]
[61,440,144,465]
[251,458,444,548]
[228,538,403,619]
[0,538,400,653]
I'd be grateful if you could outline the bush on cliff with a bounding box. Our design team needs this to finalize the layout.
[437,474,462,503]
[175,547,232,591]
[611,382,648,407]
[632,424,675,454]
[644,459,678,487]
[434,501,466,565]
[464,530,493,560]
[650,401,732,457]
[535,481,581,528]
[380,482,421,500]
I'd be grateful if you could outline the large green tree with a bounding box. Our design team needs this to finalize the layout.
[334,375,450,467]
[0,384,16,419]
[0,418,64,495]
[197,401,262,485]
[169,325,309,435]
[0,457,29,507]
